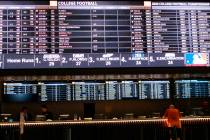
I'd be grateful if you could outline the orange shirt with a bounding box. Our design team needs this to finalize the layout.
[164,108,181,128]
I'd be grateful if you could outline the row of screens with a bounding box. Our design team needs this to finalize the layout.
[3,80,210,102]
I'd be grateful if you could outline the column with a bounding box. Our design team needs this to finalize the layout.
[145,9,153,53]
[0,9,4,54]
[91,9,105,53]
[104,9,118,53]
[35,9,51,54]
[7,9,21,54]
[58,9,91,53]
[118,9,131,53]
[190,10,199,52]
[197,10,209,52]
[179,10,189,53]
[130,9,145,52]
[21,9,35,54]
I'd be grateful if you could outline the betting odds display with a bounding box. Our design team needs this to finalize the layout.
[4,80,170,101]
[4,80,210,101]
[0,1,209,69]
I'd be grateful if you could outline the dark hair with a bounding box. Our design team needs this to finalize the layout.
[21,106,28,111]
[41,105,48,109]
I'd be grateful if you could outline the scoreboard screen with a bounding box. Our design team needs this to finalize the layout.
[175,80,210,98]
[37,82,72,101]
[3,82,38,102]
[139,80,170,99]
[0,1,209,69]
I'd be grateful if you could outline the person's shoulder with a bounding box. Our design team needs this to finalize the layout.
[175,108,180,111]
[174,108,181,113]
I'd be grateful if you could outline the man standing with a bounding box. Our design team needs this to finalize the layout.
[19,106,32,121]
[163,104,181,140]
[41,105,53,120]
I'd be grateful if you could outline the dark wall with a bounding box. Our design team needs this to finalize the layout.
[1,99,210,120]
[0,102,83,120]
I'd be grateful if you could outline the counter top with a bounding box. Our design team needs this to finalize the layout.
[0,117,210,127]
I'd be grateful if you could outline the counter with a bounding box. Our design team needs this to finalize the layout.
[0,117,209,140]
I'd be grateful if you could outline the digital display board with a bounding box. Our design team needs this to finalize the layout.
[139,80,170,99]
[3,82,38,102]
[4,80,210,101]
[41,81,169,101]
[0,1,209,69]
[3,80,171,102]
[105,81,120,100]
[175,80,210,98]
[121,81,138,99]
[37,82,72,101]
[72,81,105,100]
